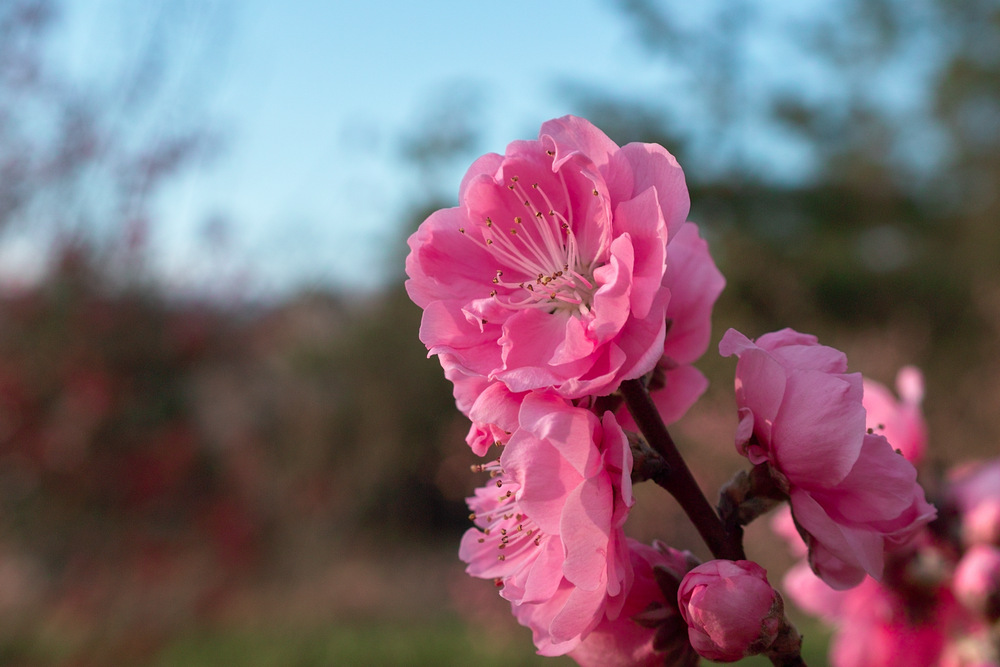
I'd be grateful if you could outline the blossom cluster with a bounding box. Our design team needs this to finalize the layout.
[406,116,956,665]
[777,370,1000,667]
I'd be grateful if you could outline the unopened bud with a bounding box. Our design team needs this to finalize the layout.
[677,559,783,662]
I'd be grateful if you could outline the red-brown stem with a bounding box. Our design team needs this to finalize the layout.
[619,378,744,561]
[620,378,807,666]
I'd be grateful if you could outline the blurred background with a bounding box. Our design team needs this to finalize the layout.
[0,0,998,664]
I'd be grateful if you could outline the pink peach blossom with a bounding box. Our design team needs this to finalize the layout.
[783,561,955,667]
[720,328,936,589]
[949,459,1000,547]
[863,366,928,464]
[570,539,700,667]
[459,393,634,655]
[677,559,783,662]
[953,544,1000,620]
[406,115,704,400]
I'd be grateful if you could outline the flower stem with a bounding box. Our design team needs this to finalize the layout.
[619,378,745,561]
[620,378,807,666]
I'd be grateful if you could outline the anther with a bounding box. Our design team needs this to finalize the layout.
[498,554,506,561]
[490,290,497,297]
[511,176,519,182]
[514,217,521,224]
[592,189,599,196]
[546,150,554,156]
[492,276,499,284]
[459,227,465,233]
[496,479,503,488]
[485,217,493,227]
[532,183,539,189]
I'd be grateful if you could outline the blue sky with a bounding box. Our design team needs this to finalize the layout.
[46,0,670,297]
[29,0,942,298]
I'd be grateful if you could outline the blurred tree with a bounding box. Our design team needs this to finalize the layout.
[551,0,1000,456]
[0,0,219,275]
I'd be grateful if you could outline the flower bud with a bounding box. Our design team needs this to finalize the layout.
[953,544,1000,621]
[677,559,783,662]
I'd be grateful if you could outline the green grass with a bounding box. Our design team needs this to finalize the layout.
[3,614,828,666]
[154,616,573,667]
[154,617,830,667]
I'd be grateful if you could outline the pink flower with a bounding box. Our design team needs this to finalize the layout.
[949,459,1000,547]
[863,366,928,464]
[827,582,953,667]
[677,559,783,662]
[570,539,700,667]
[953,545,1000,621]
[406,115,699,400]
[783,562,960,667]
[720,328,936,589]
[459,393,634,655]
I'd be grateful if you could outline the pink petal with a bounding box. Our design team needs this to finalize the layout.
[404,206,496,307]
[419,300,502,375]
[539,115,633,201]
[497,309,576,390]
[609,187,667,320]
[607,290,669,385]
[590,235,635,341]
[733,346,789,449]
[459,151,504,201]
[812,434,917,524]
[560,476,614,591]
[618,141,690,238]
[517,393,603,477]
[771,369,865,486]
[551,312,598,366]
[662,222,725,365]
[791,488,884,587]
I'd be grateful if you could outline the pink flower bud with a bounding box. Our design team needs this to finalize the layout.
[953,545,1000,621]
[677,559,783,662]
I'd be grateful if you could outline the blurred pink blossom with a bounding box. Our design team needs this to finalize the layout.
[406,115,707,400]
[459,393,633,655]
[570,539,699,667]
[949,459,1000,547]
[863,366,928,464]
[720,328,935,589]
[677,559,783,662]
[953,544,1000,621]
